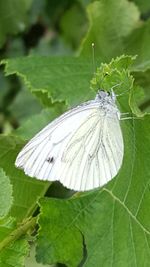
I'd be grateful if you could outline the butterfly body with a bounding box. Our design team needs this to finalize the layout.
[15,90,124,191]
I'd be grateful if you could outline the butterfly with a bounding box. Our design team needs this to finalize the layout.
[15,90,124,191]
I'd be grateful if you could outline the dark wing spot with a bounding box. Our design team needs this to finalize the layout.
[47,157,54,163]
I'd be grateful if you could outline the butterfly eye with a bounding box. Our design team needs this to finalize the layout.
[107,91,110,96]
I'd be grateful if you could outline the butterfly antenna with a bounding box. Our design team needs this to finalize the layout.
[112,83,130,97]
[110,83,131,97]
[111,82,122,91]
[92,43,96,74]
[116,88,130,97]
[91,43,109,90]
[92,43,103,89]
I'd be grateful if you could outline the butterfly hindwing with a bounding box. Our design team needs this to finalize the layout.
[58,114,123,191]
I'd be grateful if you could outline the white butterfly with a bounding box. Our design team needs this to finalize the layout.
[15,90,124,191]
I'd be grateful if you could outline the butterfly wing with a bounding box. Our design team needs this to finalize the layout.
[56,113,124,191]
[15,101,124,191]
[15,101,100,180]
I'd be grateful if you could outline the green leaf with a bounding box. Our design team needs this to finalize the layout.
[0,168,13,218]
[37,113,150,266]
[131,69,150,113]
[60,2,88,49]
[1,56,95,107]
[0,217,29,267]
[90,55,134,93]
[90,54,146,116]
[0,135,50,221]
[80,0,139,60]
[9,86,42,124]
[129,85,146,117]
[36,56,150,266]
[122,20,150,110]
[0,0,33,48]
[125,20,150,72]
[15,103,66,140]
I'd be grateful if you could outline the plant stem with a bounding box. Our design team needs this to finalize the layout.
[0,216,37,251]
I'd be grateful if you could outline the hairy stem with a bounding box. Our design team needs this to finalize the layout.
[0,216,37,251]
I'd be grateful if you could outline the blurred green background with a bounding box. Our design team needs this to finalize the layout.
[0,0,90,136]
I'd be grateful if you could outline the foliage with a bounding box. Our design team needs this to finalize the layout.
[0,217,30,267]
[0,0,150,267]
[80,0,139,60]
[0,0,33,48]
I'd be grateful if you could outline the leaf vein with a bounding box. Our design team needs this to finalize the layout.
[104,188,150,235]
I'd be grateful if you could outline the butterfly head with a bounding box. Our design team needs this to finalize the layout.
[96,89,116,104]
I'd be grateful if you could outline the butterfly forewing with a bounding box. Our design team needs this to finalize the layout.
[15,91,124,191]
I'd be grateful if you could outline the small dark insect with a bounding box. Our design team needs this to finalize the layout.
[47,157,54,163]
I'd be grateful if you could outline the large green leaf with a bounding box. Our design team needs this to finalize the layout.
[2,55,150,113]
[2,56,95,107]
[37,114,150,266]
[0,0,33,47]
[0,168,13,218]
[35,56,150,266]
[80,0,139,61]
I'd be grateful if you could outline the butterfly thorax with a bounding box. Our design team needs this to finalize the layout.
[95,90,120,119]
